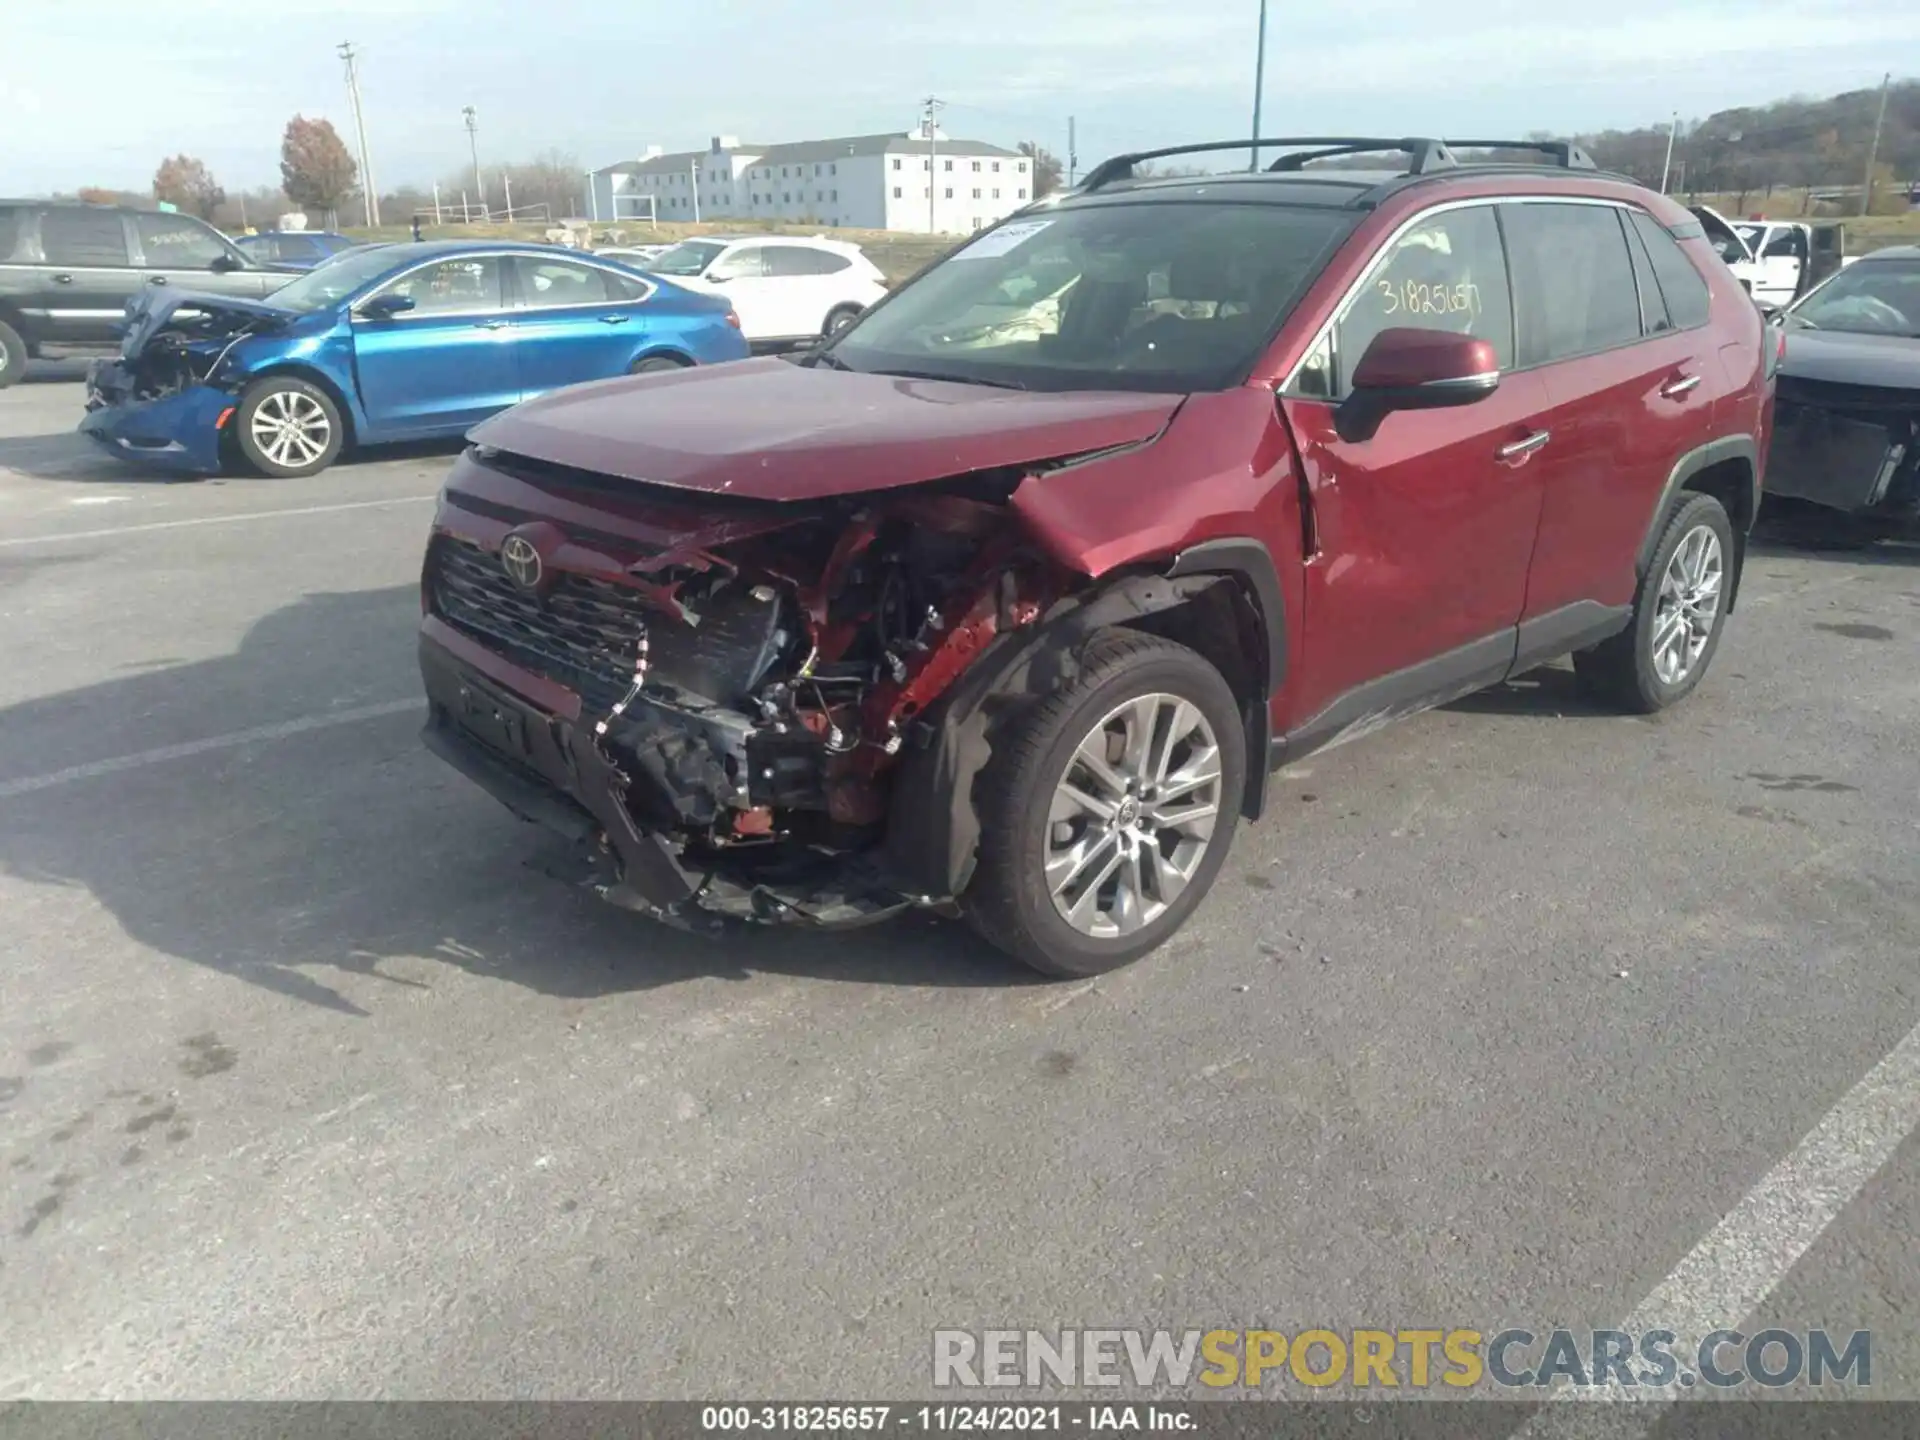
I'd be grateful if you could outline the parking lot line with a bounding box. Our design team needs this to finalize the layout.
[1519,1013,1920,1431]
[0,494,436,548]
[0,699,421,800]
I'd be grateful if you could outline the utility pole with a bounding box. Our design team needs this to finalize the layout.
[338,42,379,227]
[1250,0,1269,171]
[1659,111,1678,194]
[462,106,484,219]
[1861,71,1892,216]
[922,96,944,234]
[690,158,700,223]
[1067,115,1077,187]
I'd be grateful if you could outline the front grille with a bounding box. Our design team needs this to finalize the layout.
[428,537,649,714]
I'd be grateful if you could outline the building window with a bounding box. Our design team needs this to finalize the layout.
[972,187,981,198]
[944,159,953,171]
[993,188,1000,199]
[1017,188,1027,199]
[893,186,902,198]
[1017,161,1028,173]
[971,160,981,172]
[944,187,953,198]
[922,159,929,170]
[892,158,901,170]
[831,189,837,200]
[829,163,836,174]
[993,161,1001,172]
[783,192,790,203]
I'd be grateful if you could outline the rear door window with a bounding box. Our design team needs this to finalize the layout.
[1629,212,1712,330]
[134,213,229,268]
[0,207,24,262]
[1502,203,1642,365]
[1307,203,1513,397]
[512,255,618,306]
[40,209,131,267]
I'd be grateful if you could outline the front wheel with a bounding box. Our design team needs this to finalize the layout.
[234,377,343,478]
[1575,492,1734,712]
[0,319,26,390]
[965,630,1247,977]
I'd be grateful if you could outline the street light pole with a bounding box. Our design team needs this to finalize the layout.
[1659,112,1678,194]
[462,106,484,220]
[922,96,944,235]
[1250,0,1269,172]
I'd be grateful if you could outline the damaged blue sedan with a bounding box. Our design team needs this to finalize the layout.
[80,241,749,478]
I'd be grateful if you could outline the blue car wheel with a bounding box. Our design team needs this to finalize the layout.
[235,377,344,479]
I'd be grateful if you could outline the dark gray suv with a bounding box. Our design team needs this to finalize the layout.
[0,202,290,387]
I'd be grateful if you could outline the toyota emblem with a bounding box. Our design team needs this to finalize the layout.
[500,534,543,591]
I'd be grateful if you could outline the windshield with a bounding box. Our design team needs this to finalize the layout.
[647,240,725,277]
[826,202,1354,393]
[1789,259,1920,337]
[267,246,411,312]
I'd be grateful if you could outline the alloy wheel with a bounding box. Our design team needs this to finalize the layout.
[1651,524,1723,686]
[250,389,331,470]
[1044,692,1223,939]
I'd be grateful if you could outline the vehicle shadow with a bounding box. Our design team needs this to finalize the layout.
[0,585,1035,1017]
[1442,662,1615,719]
[0,431,176,483]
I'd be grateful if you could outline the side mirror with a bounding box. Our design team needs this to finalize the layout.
[1755,299,1782,321]
[1335,328,1500,443]
[210,253,242,273]
[359,292,417,319]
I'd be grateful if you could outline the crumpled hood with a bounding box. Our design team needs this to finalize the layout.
[468,356,1184,502]
[1780,327,1920,393]
[118,289,296,359]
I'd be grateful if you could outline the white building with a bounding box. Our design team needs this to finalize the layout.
[588,131,1033,235]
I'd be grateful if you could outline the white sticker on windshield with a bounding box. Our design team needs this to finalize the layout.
[950,219,1054,260]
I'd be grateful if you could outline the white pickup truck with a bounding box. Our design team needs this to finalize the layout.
[1690,206,1854,308]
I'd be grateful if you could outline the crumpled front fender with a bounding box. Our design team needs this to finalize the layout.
[79,383,231,477]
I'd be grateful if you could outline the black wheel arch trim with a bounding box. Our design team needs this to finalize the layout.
[877,557,1280,903]
[1637,434,1761,576]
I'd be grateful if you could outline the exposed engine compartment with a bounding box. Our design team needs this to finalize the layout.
[424,450,1066,923]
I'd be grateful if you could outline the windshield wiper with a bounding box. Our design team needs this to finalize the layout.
[871,366,1029,391]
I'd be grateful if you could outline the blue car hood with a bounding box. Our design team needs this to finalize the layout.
[119,289,299,358]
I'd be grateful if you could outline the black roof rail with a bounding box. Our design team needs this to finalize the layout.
[1266,139,1459,174]
[1443,139,1598,170]
[1075,137,1458,191]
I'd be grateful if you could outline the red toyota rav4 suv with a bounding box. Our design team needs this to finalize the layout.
[417,137,1774,977]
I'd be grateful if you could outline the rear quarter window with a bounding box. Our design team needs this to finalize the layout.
[0,207,23,262]
[39,209,131,267]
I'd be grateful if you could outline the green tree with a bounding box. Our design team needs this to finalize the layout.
[1018,142,1064,198]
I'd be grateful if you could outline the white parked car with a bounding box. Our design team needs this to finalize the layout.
[596,244,672,266]
[645,235,888,346]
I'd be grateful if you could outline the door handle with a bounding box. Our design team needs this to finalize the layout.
[1497,429,1551,464]
[147,276,169,286]
[598,315,630,325]
[1660,373,1702,399]
[52,273,73,284]
[475,319,509,331]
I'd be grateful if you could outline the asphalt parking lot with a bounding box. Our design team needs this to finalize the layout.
[2,366,1918,1414]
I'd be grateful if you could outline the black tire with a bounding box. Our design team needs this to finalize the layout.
[0,319,26,390]
[1575,492,1735,713]
[822,305,861,339]
[965,629,1248,977]
[234,376,343,478]
[629,355,688,375]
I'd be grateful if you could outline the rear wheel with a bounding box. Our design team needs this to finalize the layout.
[1575,492,1734,713]
[966,631,1247,977]
[0,320,26,390]
[234,377,343,478]
[822,305,861,339]
[629,355,688,375]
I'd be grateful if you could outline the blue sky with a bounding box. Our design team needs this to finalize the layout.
[4,0,1914,195]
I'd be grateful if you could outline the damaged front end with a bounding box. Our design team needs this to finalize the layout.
[1768,373,1920,520]
[419,444,1073,929]
[79,291,292,475]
